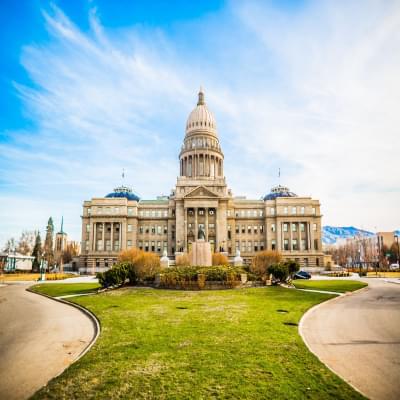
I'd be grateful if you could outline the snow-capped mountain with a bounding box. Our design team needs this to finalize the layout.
[322,226,375,245]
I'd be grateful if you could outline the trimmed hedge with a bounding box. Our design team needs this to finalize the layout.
[158,266,243,290]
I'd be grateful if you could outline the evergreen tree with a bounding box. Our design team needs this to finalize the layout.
[43,217,55,271]
[31,232,42,272]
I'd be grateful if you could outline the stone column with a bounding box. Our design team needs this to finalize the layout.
[102,222,105,251]
[205,208,209,241]
[310,221,314,253]
[93,222,97,251]
[299,222,302,251]
[276,219,281,251]
[119,222,122,251]
[289,222,292,252]
[110,222,114,252]
[184,208,188,251]
[194,208,198,241]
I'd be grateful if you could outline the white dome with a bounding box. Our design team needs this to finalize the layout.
[185,88,217,136]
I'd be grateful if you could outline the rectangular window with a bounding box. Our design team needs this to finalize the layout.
[105,240,111,251]
[248,225,252,234]
[312,207,316,215]
[128,224,132,232]
[114,241,120,251]
[157,210,161,217]
[253,210,257,217]
[254,241,258,252]
[163,226,168,234]
[301,239,307,250]
[241,241,246,252]
[227,210,231,217]
[151,210,155,217]
[163,242,168,252]
[314,239,319,250]
[284,207,288,214]
[145,226,149,234]
[284,239,289,251]
[97,240,103,251]
[271,223,276,232]
[300,223,305,232]
[227,226,231,240]
[260,241,265,251]
[292,224,297,232]
[127,240,132,248]
[271,240,276,250]
[291,206,297,215]
[235,225,239,234]
[260,225,264,233]
[283,223,288,232]
[151,241,155,252]
[304,258,309,266]
[270,207,275,215]
[259,210,263,217]
[164,210,168,217]
[151,226,156,234]
[139,226,143,234]
[139,210,144,217]
[145,210,150,217]
[85,241,89,251]
[138,241,143,250]
[86,224,90,232]
[145,242,149,252]
[87,208,91,216]
[235,241,240,250]
[300,206,305,215]
[247,241,252,252]
[247,210,251,217]
[128,207,133,216]
[241,226,245,234]
[115,207,119,213]
[97,207,102,214]
[157,241,161,252]
[253,226,258,234]
[292,239,298,251]
[199,209,205,215]
[157,226,162,235]
[313,223,317,231]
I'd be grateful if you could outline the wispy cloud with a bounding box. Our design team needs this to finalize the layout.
[1,0,399,245]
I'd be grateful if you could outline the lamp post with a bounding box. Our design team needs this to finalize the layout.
[395,235,399,266]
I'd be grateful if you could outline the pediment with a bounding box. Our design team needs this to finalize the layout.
[184,186,219,199]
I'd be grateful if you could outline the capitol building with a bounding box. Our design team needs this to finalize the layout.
[79,89,323,272]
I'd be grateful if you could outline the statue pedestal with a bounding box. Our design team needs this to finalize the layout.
[189,239,212,266]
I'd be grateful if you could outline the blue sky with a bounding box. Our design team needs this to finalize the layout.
[1,0,399,245]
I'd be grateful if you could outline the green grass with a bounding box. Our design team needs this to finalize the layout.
[293,280,367,293]
[32,282,100,297]
[30,285,365,400]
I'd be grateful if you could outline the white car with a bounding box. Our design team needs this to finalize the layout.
[389,263,399,270]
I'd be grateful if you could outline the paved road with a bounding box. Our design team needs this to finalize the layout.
[301,279,400,400]
[0,283,95,400]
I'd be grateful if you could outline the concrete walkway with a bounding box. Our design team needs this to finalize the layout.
[300,279,400,400]
[0,283,96,400]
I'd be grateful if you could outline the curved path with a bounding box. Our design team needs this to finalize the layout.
[0,283,96,400]
[300,279,400,400]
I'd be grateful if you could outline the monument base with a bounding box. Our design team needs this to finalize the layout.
[189,239,212,266]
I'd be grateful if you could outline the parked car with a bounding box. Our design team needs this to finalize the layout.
[293,270,311,280]
[389,263,399,271]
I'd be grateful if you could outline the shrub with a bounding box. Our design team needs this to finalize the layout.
[118,248,142,264]
[267,263,289,284]
[133,252,161,282]
[250,250,282,278]
[283,260,300,278]
[212,253,229,266]
[97,262,129,288]
[176,253,190,267]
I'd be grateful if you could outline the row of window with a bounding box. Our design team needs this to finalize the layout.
[235,241,265,252]
[234,225,265,235]
[139,209,169,218]
[137,241,168,253]
[234,238,319,252]
[270,206,316,215]
[279,223,318,232]
[87,207,135,216]
[138,225,168,235]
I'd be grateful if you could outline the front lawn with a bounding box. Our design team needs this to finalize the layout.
[293,280,367,293]
[32,282,100,297]
[30,285,365,399]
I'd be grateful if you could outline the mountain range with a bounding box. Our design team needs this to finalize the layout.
[322,226,400,245]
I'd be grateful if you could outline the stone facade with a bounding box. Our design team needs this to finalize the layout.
[79,89,323,273]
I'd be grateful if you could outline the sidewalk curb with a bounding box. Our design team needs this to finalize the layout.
[26,286,101,383]
[298,285,369,399]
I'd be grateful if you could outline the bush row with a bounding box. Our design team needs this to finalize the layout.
[158,265,243,289]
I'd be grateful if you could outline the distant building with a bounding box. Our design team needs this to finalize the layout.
[79,89,323,274]
[0,252,34,272]
[54,216,68,264]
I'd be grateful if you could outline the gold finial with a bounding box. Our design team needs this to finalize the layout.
[197,86,205,105]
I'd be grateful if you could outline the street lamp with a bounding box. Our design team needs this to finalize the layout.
[395,235,399,266]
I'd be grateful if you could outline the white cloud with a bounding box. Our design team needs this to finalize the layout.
[1,0,399,246]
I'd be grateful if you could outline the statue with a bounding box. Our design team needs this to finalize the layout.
[198,225,206,240]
